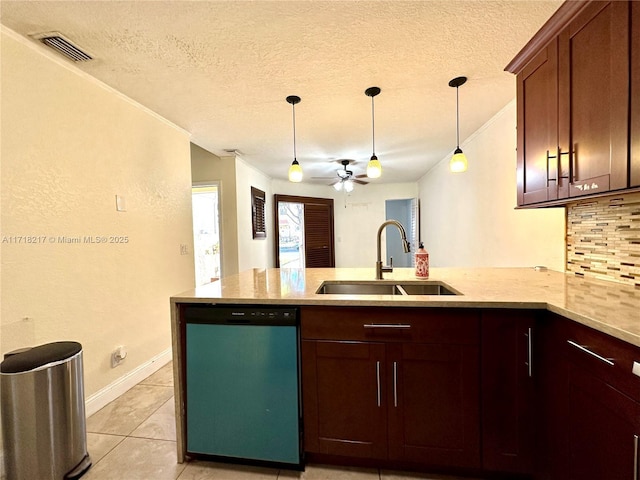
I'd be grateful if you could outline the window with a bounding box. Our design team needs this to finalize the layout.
[251,187,266,239]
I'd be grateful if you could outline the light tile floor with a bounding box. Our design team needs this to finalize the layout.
[83,362,482,480]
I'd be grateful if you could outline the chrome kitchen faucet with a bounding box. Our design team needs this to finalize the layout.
[376,220,411,280]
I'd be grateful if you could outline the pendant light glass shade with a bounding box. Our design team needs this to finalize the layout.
[286,95,302,182]
[365,87,382,179]
[288,159,303,182]
[367,155,382,179]
[450,148,468,173]
[448,76,468,173]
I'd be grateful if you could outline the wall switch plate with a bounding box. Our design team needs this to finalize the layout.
[115,195,126,212]
[633,361,640,378]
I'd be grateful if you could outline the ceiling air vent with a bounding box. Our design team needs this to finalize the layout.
[31,32,92,62]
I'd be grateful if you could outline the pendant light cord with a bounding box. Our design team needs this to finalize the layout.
[371,96,376,156]
[292,103,297,160]
[456,86,460,148]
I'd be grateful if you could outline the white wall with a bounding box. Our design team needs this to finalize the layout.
[0,28,194,396]
[272,180,418,268]
[190,145,240,277]
[418,100,565,270]
[235,157,274,271]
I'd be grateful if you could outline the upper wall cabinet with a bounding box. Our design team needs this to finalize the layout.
[632,1,640,187]
[516,38,559,205]
[559,1,629,198]
[507,1,634,207]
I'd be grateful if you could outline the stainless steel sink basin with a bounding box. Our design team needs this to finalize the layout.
[316,281,460,296]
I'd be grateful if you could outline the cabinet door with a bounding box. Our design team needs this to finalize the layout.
[516,38,559,206]
[632,0,640,187]
[567,364,640,480]
[559,1,629,197]
[301,340,387,460]
[387,342,481,469]
[481,311,534,475]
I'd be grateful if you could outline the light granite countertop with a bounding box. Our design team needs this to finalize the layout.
[171,267,640,347]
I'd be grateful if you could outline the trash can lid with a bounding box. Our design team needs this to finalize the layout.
[1,341,82,373]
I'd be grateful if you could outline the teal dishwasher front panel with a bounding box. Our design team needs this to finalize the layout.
[186,323,300,465]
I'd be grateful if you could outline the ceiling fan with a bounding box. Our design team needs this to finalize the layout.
[314,159,369,192]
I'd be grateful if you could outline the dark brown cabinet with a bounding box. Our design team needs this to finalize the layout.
[301,340,387,459]
[558,0,629,198]
[481,311,535,475]
[386,342,480,468]
[536,313,640,480]
[632,1,640,187]
[509,1,635,206]
[516,39,560,206]
[301,307,481,470]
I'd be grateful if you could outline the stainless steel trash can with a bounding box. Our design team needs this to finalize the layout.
[1,341,92,480]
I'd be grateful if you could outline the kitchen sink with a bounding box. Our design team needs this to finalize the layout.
[316,281,460,296]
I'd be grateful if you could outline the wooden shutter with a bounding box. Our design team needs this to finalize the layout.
[251,187,266,239]
[304,203,334,267]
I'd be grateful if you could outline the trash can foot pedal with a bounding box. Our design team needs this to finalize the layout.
[64,453,92,479]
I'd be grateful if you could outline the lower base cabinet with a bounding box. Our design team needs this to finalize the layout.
[301,307,481,470]
[537,313,640,480]
[300,307,640,479]
[481,311,535,475]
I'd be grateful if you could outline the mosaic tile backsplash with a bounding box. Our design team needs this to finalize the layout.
[567,192,640,287]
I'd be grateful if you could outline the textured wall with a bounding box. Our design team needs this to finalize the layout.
[418,101,566,270]
[1,30,194,395]
[190,145,240,277]
[567,192,640,286]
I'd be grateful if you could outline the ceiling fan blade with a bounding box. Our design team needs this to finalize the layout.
[311,176,339,179]
[355,174,368,179]
[353,179,369,185]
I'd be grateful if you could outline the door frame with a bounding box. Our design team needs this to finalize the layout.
[274,194,335,268]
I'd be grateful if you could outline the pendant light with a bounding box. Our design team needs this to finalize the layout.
[365,86,382,179]
[286,95,303,182]
[448,76,468,173]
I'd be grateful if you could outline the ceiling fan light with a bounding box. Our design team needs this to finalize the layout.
[288,159,303,182]
[450,148,468,173]
[344,179,354,193]
[367,155,382,178]
[333,181,343,192]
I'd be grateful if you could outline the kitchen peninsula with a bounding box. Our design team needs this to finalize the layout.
[171,267,640,479]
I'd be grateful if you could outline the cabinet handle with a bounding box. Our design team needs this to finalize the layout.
[525,327,533,377]
[567,340,615,366]
[546,150,557,184]
[376,361,381,407]
[393,361,398,407]
[634,435,639,480]
[364,324,411,329]
[558,148,570,179]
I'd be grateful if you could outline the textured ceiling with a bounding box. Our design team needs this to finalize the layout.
[1,0,563,184]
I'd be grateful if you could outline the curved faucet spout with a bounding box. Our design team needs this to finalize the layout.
[376,220,410,280]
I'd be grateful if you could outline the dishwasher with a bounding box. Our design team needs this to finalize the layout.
[183,304,302,469]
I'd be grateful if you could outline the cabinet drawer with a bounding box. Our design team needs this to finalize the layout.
[556,316,640,403]
[300,306,479,344]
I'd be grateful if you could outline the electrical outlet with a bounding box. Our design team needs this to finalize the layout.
[111,345,127,368]
[180,244,189,255]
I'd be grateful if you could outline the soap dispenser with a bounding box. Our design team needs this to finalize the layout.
[415,242,429,279]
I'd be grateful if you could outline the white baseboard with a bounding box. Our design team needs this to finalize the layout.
[85,348,173,417]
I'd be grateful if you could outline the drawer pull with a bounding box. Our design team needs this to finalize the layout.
[376,361,381,407]
[364,324,411,329]
[635,435,639,480]
[525,327,533,377]
[567,340,615,366]
[393,361,398,407]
